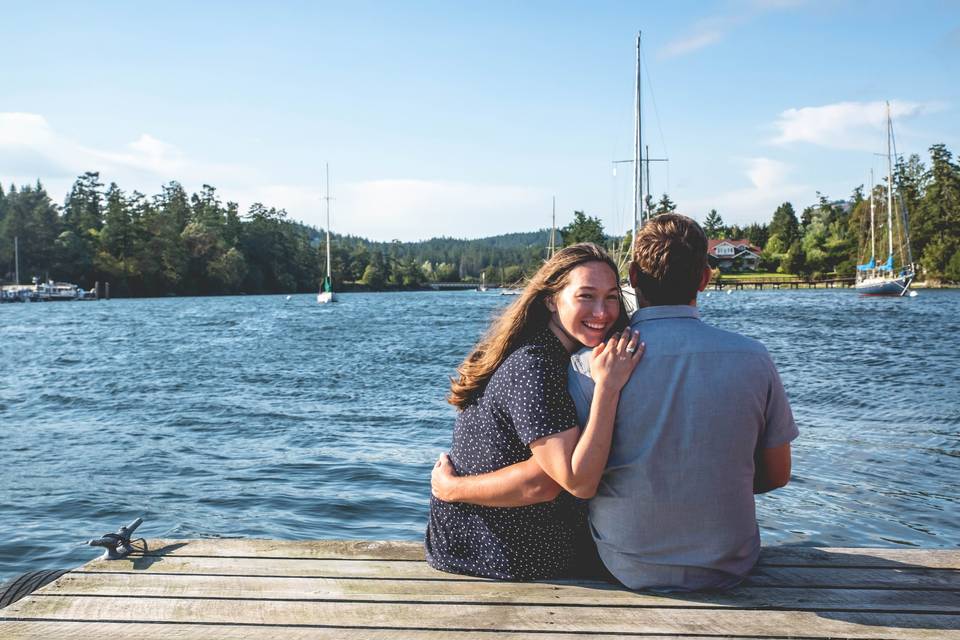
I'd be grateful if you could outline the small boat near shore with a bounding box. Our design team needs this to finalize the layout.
[1,279,96,302]
[317,163,337,304]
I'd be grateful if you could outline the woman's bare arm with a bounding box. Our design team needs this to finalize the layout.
[431,454,562,507]
[529,331,643,499]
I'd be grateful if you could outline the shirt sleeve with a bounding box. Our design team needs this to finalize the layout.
[761,357,799,449]
[499,346,579,445]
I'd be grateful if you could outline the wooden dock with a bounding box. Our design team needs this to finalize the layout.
[1,540,957,639]
[712,276,856,290]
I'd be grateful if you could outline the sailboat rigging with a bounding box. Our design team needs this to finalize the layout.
[854,103,915,296]
[317,163,337,304]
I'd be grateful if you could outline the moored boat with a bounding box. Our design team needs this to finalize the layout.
[317,163,337,304]
[854,102,915,297]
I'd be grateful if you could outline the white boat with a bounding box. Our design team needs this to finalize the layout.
[317,163,337,304]
[854,103,915,297]
[477,272,487,292]
[1,238,96,302]
[36,280,89,301]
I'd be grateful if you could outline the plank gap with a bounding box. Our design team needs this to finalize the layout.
[29,593,960,616]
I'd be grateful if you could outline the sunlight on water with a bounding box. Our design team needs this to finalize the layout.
[1,289,958,579]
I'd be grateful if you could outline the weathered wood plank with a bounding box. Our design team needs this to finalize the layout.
[3,595,958,638]
[79,555,960,590]
[136,539,424,561]
[137,540,960,570]
[746,566,959,590]
[37,571,960,613]
[759,547,960,570]
[0,619,773,640]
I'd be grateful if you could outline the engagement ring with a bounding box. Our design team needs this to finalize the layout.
[626,346,636,354]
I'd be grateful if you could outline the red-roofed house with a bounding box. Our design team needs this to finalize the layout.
[708,239,763,272]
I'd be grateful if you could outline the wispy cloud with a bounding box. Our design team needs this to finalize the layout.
[769,100,945,150]
[0,112,222,186]
[660,29,725,58]
[0,112,549,241]
[683,157,809,224]
[659,1,805,59]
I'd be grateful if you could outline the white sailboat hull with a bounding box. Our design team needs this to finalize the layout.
[854,273,913,296]
[317,291,336,304]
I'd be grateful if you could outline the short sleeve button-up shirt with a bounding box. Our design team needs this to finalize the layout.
[569,305,798,591]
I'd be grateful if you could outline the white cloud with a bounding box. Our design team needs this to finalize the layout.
[273,179,550,241]
[0,113,56,146]
[770,100,944,150]
[0,112,549,241]
[683,157,809,224]
[0,111,262,202]
[659,1,804,59]
[660,30,724,58]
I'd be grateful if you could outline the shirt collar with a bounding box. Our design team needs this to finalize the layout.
[533,326,573,360]
[630,305,700,326]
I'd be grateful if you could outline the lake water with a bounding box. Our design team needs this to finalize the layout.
[1,289,958,581]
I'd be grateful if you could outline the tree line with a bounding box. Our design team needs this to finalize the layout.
[695,143,960,281]
[0,173,560,296]
[1,142,957,296]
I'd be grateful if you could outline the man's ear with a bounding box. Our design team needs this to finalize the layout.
[698,265,713,292]
[629,262,640,287]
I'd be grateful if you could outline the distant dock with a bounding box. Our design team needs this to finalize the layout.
[1,539,957,638]
[713,276,856,290]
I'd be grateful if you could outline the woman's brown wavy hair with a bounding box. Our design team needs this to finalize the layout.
[448,242,626,410]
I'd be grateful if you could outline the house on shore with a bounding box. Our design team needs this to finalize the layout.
[708,239,763,272]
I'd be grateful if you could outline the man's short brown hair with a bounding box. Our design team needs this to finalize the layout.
[632,213,708,305]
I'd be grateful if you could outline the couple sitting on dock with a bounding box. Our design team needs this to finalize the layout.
[426,214,798,592]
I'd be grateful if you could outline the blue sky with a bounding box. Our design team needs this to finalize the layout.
[1,1,957,241]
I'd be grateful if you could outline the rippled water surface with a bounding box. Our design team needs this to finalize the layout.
[1,290,958,580]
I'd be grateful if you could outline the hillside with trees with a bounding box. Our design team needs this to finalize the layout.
[697,144,960,282]
[1,143,958,297]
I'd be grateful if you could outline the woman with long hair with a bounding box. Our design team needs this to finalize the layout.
[425,243,644,580]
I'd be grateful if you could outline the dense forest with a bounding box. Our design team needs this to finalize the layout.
[1,144,958,297]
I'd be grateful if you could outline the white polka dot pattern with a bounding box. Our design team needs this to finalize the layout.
[425,329,588,580]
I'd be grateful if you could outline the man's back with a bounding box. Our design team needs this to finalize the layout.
[569,305,797,591]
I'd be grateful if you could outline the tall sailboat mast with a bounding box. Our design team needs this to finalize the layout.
[885,103,894,262]
[869,169,876,264]
[14,236,19,286]
[325,163,332,283]
[549,196,556,259]
[633,31,643,239]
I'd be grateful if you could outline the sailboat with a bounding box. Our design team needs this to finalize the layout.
[854,103,915,296]
[478,272,487,292]
[317,163,337,304]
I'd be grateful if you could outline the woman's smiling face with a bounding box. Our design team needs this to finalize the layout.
[546,261,622,352]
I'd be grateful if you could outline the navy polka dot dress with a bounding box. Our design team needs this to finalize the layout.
[425,328,589,580]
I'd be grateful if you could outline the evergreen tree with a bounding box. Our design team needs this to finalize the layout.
[101,183,134,259]
[782,241,808,276]
[914,144,960,278]
[63,172,104,233]
[703,209,724,238]
[744,222,769,248]
[561,211,605,246]
[653,193,677,216]
[769,202,800,248]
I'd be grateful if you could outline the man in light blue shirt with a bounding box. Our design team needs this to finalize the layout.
[432,214,796,590]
